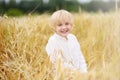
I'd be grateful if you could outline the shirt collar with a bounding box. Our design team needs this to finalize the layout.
[54,33,68,41]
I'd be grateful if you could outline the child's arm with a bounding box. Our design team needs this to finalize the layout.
[46,37,62,64]
[46,36,56,63]
[77,49,87,73]
[74,44,87,73]
[72,34,88,73]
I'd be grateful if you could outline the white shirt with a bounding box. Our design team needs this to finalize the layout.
[46,33,87,73]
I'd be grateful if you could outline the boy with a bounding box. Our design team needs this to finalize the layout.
[46,9,87,73]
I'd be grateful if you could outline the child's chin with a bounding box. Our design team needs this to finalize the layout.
[62,34,68,37]
[62,32,68,35]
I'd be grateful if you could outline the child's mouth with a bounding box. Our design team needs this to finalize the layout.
[61,29,69,34]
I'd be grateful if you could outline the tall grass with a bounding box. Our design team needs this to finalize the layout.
[0,12,120,80]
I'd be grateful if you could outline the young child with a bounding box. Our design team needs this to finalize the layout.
[46,9,87,73]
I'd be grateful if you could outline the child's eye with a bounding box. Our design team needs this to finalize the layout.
[65,22,69,25]
[58,24,62,26]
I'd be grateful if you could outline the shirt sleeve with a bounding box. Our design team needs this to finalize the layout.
[46,37,61,64]
[46,37,56,63]
[72,35,88,73]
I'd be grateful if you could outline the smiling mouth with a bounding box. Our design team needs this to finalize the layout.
[61,29,69,33]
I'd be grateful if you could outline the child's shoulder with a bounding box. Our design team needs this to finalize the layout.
[48,34,56,42]
[68,33,76,38]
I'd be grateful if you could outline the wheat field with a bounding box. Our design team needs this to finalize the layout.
[0,12,120,80]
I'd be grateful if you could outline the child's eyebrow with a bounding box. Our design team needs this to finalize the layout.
[65,22,69,25]
[58,23,62,26]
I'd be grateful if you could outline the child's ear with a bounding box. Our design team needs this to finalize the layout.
[71,24,74,30]
[70,26,73,32]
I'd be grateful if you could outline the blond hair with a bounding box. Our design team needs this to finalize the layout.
[50,9,74,30]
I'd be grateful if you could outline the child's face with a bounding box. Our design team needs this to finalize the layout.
[55,22,72,39]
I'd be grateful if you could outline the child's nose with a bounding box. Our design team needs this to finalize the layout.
[62,24,67,28]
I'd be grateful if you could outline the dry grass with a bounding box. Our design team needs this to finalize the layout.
[0,12,120,80]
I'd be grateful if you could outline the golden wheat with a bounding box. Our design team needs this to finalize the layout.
[0,12,120,80]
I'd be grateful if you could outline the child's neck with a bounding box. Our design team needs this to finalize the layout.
[55,33,68,40]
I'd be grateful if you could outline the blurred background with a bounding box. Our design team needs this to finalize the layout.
[0,0,120,80]
[0,0,120,16]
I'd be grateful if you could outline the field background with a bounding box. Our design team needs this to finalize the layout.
[0,11,120,80]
